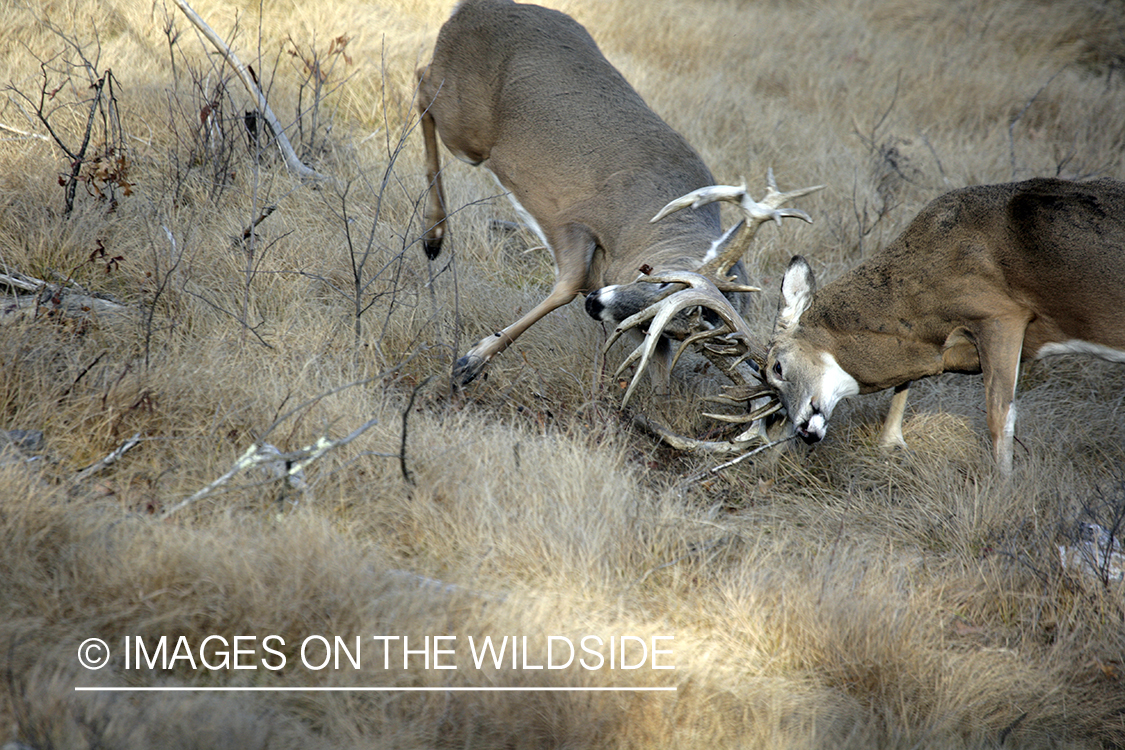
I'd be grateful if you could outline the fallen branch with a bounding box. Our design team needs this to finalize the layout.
[170,0,330,183]
[73,432,142,482]
[161,417,378,518]
[0,271,40,294]
[0,269,130,324]
[0,122,50,141]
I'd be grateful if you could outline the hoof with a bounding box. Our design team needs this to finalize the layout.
[423,236,442,260]
[453,353,486,386]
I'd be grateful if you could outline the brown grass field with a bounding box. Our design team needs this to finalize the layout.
[1,0,1124,747]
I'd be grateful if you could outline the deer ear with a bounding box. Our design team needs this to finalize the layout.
[775,255,816,332]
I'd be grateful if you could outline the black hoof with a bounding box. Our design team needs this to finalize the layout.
[453,353,485,386]
[423,236,442,260]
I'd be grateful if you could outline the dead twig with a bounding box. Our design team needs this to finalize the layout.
[400,376,432,486]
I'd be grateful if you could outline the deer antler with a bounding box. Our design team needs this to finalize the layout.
[609,171,823,453]
[606,271,764,406]
[653,168,824,278]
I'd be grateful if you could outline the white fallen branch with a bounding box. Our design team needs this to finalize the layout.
[162,417,379,518]
[0,269,130,324]
[74,433,143,482]
[1059,523,1124,583]
[0,270,40,293]
[0,122,50,141]
[170,0,330,183]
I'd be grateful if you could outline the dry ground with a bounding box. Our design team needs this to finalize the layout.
[1,0,1124,747]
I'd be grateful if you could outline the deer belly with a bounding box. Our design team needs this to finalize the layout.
[491,174,550,251]
[1034,340,1125,363]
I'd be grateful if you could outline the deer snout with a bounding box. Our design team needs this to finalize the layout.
[795,403,828,445]
[584,286,617,322]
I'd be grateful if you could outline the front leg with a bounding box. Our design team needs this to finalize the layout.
[454,223,596,385]
[878,382,911,451]
[974,314,1031,476]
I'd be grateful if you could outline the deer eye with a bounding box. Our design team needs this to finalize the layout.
[772,361,783,379]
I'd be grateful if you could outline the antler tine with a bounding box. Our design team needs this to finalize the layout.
[607,270,777,409]
[704,381,777,406]
[668,324,734,373]
[651,170,825,278]
[611,282,739,407]
[703,169,825,277]
[633,413,754,454]
[650,183,748,224]
[633,413,787,456]
[704,398,784,424]
[605,271,745,349]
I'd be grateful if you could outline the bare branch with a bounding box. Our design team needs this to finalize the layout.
[170,0,331,183]
[399,376,432,486]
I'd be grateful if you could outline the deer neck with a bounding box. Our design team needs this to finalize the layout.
[801,261,972,393]
[595,207,723,287]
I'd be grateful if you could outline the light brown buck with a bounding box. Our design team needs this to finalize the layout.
[417,0,820,403]
[763,177,1125,474]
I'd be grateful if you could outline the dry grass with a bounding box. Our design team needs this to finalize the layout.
[1,0,1124,747]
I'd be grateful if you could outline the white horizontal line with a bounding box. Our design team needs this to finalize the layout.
[74,686,676,693]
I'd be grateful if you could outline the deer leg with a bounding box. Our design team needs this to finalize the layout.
[975,315,1031,476]
[454,223,596,385]
[417,70,446,260]
[878,382,911,450]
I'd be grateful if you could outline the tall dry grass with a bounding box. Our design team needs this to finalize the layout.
[1,0,1123,748]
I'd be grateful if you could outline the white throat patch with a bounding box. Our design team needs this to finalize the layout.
[817,352,860,417]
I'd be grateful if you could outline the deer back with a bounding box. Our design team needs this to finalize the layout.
[780,179,1124,381]
[421,0,724,289]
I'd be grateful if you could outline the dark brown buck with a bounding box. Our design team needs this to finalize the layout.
[417,0,820,395]
[764,177,1125,474]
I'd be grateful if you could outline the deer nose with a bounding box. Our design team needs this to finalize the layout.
[796,428,820,445]
[584,291,603,320]
[794,400,827,444]
[585,287,613,321]
[799,410,827,444]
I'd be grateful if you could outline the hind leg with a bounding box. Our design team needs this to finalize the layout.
[417,67,446,259]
